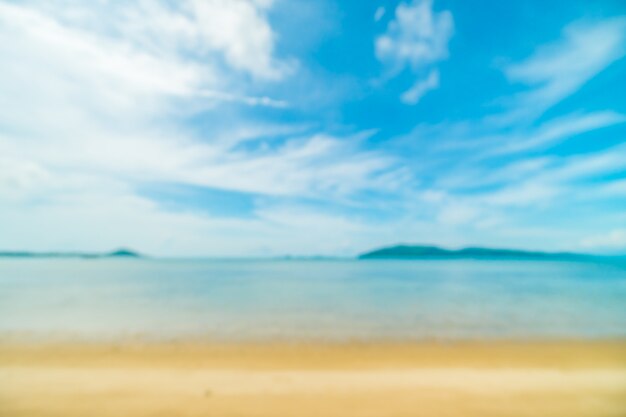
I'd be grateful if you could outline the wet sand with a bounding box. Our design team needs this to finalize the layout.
[1,340,625,417]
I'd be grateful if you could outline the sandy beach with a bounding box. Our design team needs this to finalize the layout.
[1,340,625,417]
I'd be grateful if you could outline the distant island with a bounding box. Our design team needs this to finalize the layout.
[358,244,591,260]
[0,248,142,259]
[0,245,620,261]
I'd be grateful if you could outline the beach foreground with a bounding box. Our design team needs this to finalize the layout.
[1,341,625,417]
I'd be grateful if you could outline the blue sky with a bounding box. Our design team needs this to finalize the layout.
[0,0,625,256]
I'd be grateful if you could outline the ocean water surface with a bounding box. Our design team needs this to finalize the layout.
[1,258,625,341]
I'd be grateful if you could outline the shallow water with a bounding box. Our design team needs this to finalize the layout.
[1,258,625,341]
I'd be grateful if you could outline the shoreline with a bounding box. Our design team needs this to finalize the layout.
[2,339,626,369]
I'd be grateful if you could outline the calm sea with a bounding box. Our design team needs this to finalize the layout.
[1,258,625,341]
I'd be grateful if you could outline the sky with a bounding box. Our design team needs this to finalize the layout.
[0,0,625,257]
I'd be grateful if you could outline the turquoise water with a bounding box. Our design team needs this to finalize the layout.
[1,258,625,341]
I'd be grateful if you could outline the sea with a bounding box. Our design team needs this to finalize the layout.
[1,258,625,341]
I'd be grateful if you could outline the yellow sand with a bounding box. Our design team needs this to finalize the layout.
[1,340,625,417]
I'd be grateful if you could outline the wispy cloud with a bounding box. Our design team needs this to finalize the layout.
[401,69,439,104]
[0,1,398,200]
[0,0,405,255]
[374,7,386,22]
[487,111,625,156]
[580,229,626,251]
[500,17,626,121]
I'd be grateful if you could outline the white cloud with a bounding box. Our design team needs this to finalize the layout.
[0,188,372,257]
[547,143,626,183]
[436,204,478,226]
[375,0,453,104]
[0,0,409,255]
[446,142,626,209]
[182,132,398,197]
[382,16,626,251]
[401,69,439,104]
[396,109,626,194]
[480,111,626,158]
[185,0,294,80]
[374,7,386,22]
[1,2,624,256]
[0,1,397,201]
[595,179,626,197]
[483,182,558,208]
[375,0,453,70]
[0,0,296,175]
[15,0,291,81]
[580,229,626,252]
[502,17,626,119]
[389,111,626,251]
